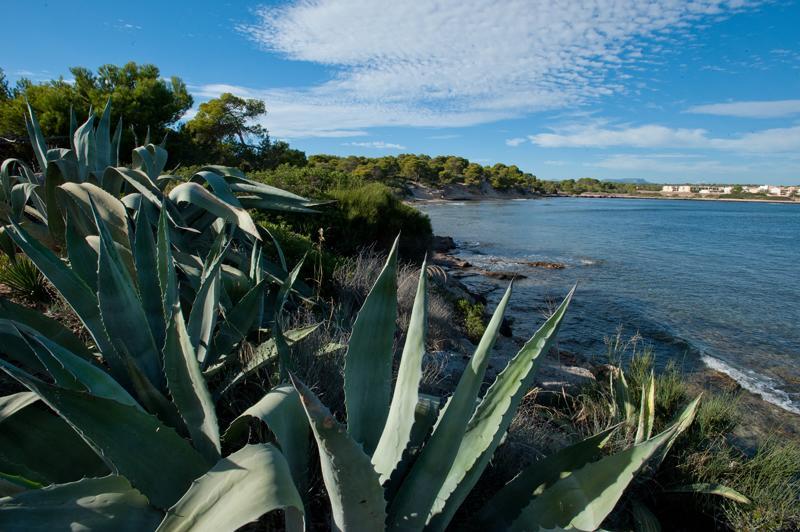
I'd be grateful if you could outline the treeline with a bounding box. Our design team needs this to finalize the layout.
[1,62,645,198]
[302,156,642,195]
[0,63,305,171]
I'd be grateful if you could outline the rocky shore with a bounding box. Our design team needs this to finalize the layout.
[429,235,599,400]
[428,234,800,445]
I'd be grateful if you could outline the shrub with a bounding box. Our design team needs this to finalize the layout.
[0,255,50,303]
[457,298,486,343]
[322,183,432,260]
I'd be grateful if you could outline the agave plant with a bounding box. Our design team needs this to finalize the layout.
[0,204,315,530]
[280,239,705,531]
[1,101,320,269]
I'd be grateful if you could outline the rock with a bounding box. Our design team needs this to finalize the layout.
[517,260,565,270]
[432,252,471,269]
[432,235,456,253]
[534,359,596,395]
[478,269,527,280]
[500,316,514,337]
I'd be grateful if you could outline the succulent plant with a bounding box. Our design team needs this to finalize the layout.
[0,230,715,531]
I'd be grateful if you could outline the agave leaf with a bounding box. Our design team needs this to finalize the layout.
[613,367,635,424]
[290,373,386,531]
[134,204,167,351]
[0,395,109,485]
[507,396,702,531]
[157,444,304,532]
[0,392,38,422]
[0,360,209,509]
[112,117,123,167]
[168,182,260,239]
[9,183,38,222]
[631,500,661,532]
[73,112,96,182]
[222,385,309,492]
[43,162,66,244]
[0,297,93,361]
[157,207,179,316]
[188,233,227,367]
[274,258,304,378]
[5,222,121,371]
[476,425,618,529]
[0,475,163,532]
[428,287,576,530]
[636,371,656,444]
[666,483,751,504]
[208,279,267,366]
[191,171,243,208]
[23,103,48,171]
[60,182,131,251]
[388,283,513,530]
[65,210,98,291]
[344,235,399,454]
[216,324,320,395]
[95,99,113,172]
[238,196,319,214]
[68,107,77,152]
[91,198,163,388]
[11,322,140,408]
[132,144,168,183]
[372,257,428,483]
[162,298,221,465]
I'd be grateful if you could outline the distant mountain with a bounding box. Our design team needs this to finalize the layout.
[604,178,651,184]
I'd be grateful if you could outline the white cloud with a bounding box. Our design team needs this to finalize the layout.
[427,134,462,140]
[226,0,758,136]
[590,153,800,182]
[530,124,709,148]
[505,137,527,147]
[343,141,407,150]
[529,123,800,153]
[686,99,800,118]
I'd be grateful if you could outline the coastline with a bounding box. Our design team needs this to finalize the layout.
[429,235,800,445]
[403,182,800,206]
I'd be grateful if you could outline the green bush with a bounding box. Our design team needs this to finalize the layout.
[324,183,432,259]
[457,299,486,343]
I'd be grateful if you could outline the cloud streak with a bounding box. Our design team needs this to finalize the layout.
[686,99,800,118]
[343,141,407,150]
[227,0,758,137]
[528,123,800,153]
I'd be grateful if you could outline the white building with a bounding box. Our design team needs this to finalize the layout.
[698,186,733,194]
[661,185,693,193]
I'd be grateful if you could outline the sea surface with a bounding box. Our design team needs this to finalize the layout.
[417,198,800,414]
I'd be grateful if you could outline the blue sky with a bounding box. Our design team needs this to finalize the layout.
[4,0,800,183]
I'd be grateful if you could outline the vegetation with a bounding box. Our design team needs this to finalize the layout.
[0,67,795,532]
[0,64,304,172]
[457,299,486,343]
[0,255,49,303]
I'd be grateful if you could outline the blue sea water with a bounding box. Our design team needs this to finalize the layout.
[417,198,800,414]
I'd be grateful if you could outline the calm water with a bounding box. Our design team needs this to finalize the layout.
[417,198,800,414]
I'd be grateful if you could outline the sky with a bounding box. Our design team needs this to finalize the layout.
[4,0,800,184]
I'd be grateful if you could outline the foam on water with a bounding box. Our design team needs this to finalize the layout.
[700,354,800,414]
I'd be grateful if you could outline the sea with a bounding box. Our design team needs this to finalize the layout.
[416,197,800,414]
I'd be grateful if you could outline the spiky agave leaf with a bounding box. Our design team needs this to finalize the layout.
[0,475,163,531]
[372,256,428,483]
[290,373,386,531]
[157,444,304,532]
[387,283,513,530]
[344,235,399,455]
[427,286,576,530]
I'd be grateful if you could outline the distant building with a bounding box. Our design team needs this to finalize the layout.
[698,186,732,195]
[661,185,693,193]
